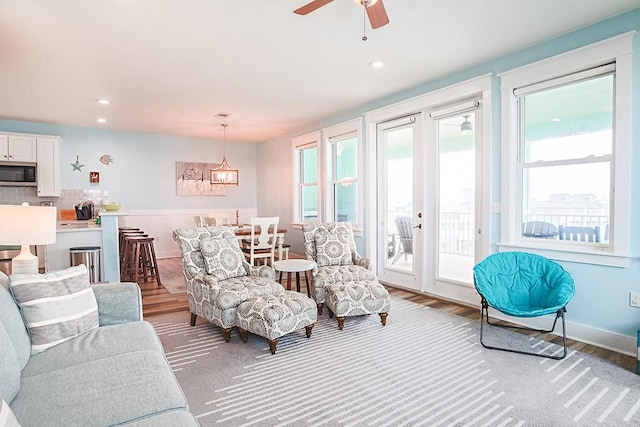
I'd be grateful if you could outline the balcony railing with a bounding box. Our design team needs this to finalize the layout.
[387,209,609,258]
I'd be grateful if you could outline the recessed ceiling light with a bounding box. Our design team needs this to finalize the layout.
[369,60,385,69]
[96,118,107,123]
[551,118,561,122]
[96,99,110,105]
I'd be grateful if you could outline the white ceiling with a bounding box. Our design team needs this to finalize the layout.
[1,1,638,143]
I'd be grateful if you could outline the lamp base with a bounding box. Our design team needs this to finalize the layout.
[11,245,39,274]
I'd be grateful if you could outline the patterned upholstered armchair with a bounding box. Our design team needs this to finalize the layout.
[302,222,377,314]
[172,226,284,341]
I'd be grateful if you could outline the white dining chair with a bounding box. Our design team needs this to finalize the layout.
[241,216,279,266]
[193,215,204,226]
[203,214,231,226]
[202,217,217,226]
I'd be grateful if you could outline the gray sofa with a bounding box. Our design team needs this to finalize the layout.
[0,279,199,427]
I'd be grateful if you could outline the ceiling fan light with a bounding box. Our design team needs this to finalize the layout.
[354,0,378,7]
[460,115,473,134]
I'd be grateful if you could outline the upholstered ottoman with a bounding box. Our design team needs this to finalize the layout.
[236,291,317,354]
[325,280,390,330]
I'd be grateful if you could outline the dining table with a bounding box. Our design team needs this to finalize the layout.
[232,225,288,260]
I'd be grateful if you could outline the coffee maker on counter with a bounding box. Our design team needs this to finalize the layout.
[74,201,95,220]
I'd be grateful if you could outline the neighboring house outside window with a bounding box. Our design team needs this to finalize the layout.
[498,32,633,267]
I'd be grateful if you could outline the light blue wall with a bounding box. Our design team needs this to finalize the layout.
[0,119,258,210]
[258,8,640,342]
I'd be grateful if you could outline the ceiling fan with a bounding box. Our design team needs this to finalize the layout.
[294,0,389,29]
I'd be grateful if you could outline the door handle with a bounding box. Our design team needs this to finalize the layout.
[413,224,422,229]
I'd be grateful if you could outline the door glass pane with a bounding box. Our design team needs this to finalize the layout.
[437,113,475,283]
[385,127,413,272]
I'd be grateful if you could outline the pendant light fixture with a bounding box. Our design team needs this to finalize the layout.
[210,123,239,186]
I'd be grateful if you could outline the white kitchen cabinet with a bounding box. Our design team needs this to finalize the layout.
[0,134,37,162]
[36,136,61,197]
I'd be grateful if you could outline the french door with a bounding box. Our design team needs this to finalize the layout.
[430,108,478,288]
[376,114,424,291]
[375,105,482,296]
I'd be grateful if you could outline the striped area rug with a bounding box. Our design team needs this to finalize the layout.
[151,297,640,426]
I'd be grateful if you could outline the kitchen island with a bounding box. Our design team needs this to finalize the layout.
[47,220,102,273]
[99,211,127,282]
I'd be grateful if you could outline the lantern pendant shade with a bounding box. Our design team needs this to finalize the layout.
[210,156,239,186]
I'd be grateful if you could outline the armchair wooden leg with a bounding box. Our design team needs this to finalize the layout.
[317,303,323,316]
[268,339,279,355]
[379,312,388,326]
[222,328,232,342]
[328,309,334,318]
[337,317,345,330]
[305,324,314,338]
[238,328,248,343]
[190,313,197,326]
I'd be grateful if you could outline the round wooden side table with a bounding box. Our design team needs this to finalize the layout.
[273,259,315,297]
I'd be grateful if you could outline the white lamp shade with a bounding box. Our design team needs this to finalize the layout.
[0,204,57,246]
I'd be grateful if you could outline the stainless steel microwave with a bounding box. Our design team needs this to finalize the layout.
[0,161,37,187]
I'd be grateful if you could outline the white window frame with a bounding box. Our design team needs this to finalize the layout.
[498,32,635,267]
[291,131,321,226]
[323,118,363,233]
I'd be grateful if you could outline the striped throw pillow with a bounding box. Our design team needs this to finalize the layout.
[0,398,20,427]
[9,265,99,355]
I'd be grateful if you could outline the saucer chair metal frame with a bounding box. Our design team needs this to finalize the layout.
[473,252,575,360]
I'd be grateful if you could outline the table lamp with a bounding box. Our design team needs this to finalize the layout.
[0,203,57,274]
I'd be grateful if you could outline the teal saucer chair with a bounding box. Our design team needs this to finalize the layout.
[473,252,575,360]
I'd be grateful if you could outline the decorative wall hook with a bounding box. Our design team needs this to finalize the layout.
[71,155,84,171]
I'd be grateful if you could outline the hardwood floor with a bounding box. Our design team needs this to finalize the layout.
[141,259,637,373]
[139,280,189,317]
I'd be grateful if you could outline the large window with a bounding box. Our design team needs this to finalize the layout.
[292,119,362,228]
[324,118,362,229]
[330,133,358,224]
[499,33,633,266]
[300,145,318,221]
[292,132,320,223]
[518,67,613,245]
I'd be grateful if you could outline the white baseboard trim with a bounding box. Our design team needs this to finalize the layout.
[384,280,638,358]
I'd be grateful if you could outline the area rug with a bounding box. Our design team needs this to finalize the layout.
[150,297,640,426]
[156,257,186,294]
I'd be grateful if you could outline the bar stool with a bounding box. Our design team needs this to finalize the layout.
[120,235,161,286]
[118,227,141,250]
[119,230,145,265]
[70,246,102,283]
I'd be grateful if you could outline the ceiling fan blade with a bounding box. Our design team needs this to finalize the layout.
[294,0,334,15]
[366,0,389,29]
